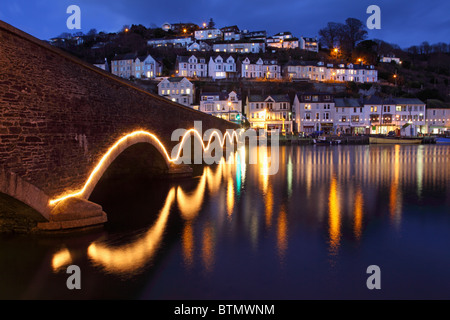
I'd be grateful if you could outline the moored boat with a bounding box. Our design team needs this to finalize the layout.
[369,137,423,144]
[436,137,450,144]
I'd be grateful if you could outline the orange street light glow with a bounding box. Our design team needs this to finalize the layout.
[49,129,243,206]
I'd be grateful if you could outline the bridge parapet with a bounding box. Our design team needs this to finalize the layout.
[0,20,238,232]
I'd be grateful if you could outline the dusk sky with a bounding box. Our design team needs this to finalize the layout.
[1,0,449,49]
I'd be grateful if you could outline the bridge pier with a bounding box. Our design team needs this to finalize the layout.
[37,197,107,231]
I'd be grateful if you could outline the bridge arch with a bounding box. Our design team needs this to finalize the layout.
[49,131,174,205]
[0,168,51,220]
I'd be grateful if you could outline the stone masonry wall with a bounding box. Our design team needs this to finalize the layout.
[0,21,238,200]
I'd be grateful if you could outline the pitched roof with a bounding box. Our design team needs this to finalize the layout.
[335,98,361,108]
[393,98,425,105]
[166,76,190,83]
[248,94,290,103]
[201,91,241,100]
[111,53,136,61]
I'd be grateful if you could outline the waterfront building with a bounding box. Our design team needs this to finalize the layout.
[335,97,368,135]
[199,91,242,124]
[293,92,335,134]
[245,94,293,133]
[426,99,450,134]
[392,98,426,136]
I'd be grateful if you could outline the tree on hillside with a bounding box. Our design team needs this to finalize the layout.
[318,22,343,49]
[208,18,215,29]
[318,18,367,55]
[341,18,368,51]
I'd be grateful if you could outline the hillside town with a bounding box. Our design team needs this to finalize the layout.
[49,19,450,137]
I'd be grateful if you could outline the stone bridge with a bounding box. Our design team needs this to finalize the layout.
[0,21,238,232]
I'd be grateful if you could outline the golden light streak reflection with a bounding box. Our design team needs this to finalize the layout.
[86,188,175,275]
[227,178,234,217]
[389,145,402,226]
[205,161,224,195]
[328,176,341,256]
[258,146,270,194]
[202,223,215,272]
[353,188,364,241]
[49,129,243,206]
[177,174,206,221]
[277,205,288,262]
[265,184,273,228]
[182,222,194,268]
[51,247,73,271]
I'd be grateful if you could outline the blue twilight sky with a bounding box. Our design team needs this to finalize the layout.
[0,0,449,49]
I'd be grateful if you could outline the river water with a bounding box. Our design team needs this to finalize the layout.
[1,144,449,299]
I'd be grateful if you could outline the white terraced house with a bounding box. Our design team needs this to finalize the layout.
[208,55,237,79]
[157,77,194,107]
[176,55,208,78]
[240,57,281,79]
[284,61,378,83]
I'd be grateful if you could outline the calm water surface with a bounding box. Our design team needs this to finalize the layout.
[1,144,449,299]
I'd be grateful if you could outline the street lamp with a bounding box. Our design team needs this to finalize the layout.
[333,47,339,59]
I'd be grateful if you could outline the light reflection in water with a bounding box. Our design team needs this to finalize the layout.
[50,145,450,278]
[277,205,288,261]
[202,222,215,272]
[328,175,341,255]
[51,247,72,271]
[86,188,176,275]
[389,145,402,226]
[227,178,234,217]
[353,188,364,241]
[182,222,194,268]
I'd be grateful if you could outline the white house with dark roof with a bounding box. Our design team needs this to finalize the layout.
[111,53,135,78]
[245,94,293,133]
[147,36,193,48]
[199,91,242,124]
[327,63,378,83]
[212,40,265,54]
[176,55,208,78]
[133,54,162,79]
[267,32,299,49]
[220,26,241,41]
[283,61,377,83]
[299,37,319,52]
[208,55,237,79]
[334,97,368,135]
[194,28,222,40]
[426,99,450,134]
[392,98,426,136]
[187,41,211,52]
[293,93,335,134]
[240,57,281,79]
[157,77,195,107]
